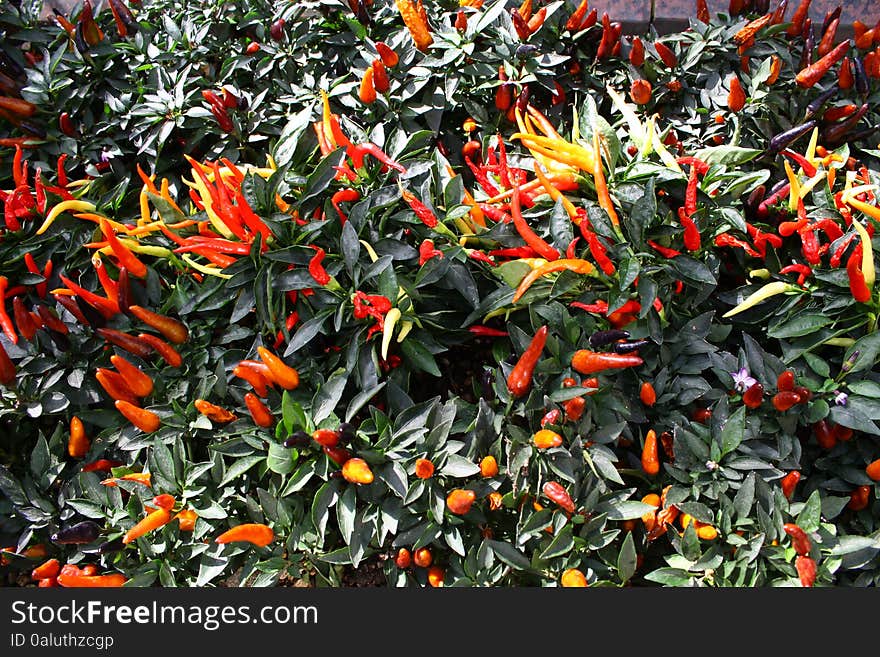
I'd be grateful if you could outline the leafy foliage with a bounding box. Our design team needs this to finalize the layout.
[1,0,879,588]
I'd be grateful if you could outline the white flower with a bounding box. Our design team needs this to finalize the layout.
[834,391,848,406]
[731,367,757,393]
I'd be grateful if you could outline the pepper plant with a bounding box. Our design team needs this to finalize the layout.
[1,0,880,588]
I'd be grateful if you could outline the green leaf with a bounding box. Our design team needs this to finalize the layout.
[345,382,386,423]
[830,405,880,436]
[312,369,348,425]
[220,456,263,486]
[796,490,822,533]
[441,454,481,477]
[538,525,574,560]
[267,442,295,475]
[842,332,880,376]
[487,539,531,571]
[617,531,637,584]
[693,145,762,166]
[281,393,309,435]
[767,313,832,339]
[337,486,356,545]
[400,339,441,376]
[734,472,756,520]
[598,501,655,520]
[718,405,746,457]
[298,149,347,214]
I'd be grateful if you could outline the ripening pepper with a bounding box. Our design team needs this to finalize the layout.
[68,416,90,459]
[115,400,161,433]
[395,548,412,568]
[446,489,476,515]
[128,305,188,344]
[506,325,548,398]
[533,429,563,449]
[342,457,374,484]
[123,506,172,544]
[571,350,643,375]
[194,399,237,424]
[561,568,588,587]
[415,458,435,479]
[641,429,660,475]
[480,455,499,478]
[257,346,300,390]
[543,481,575,514]
[215,523,274,547]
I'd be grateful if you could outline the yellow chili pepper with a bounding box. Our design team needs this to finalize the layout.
[784,159,801,211]
[381,307,402,359]
[181,255,232,279]
[851,218,875,290]
[534,163,579,221]
[512,258,595,303]
[722,281,800,318]
[36,200,97,235]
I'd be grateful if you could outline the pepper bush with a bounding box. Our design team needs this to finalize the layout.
[1,0,880,588]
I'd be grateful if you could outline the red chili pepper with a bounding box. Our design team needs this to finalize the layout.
[543,481,576,514]
[331,188,360,225]
[798,226,821,266]
[571,350,643,375]
[308,246,331,286]
[654,41,677,67]
[12,297,36,341]
[779,263,812,285]
[595,13,617,60]
[506,325,548,398]
[783,522,812,555]
[488,247,539,259]
[795,40,850,87]
[59,275,119,318]
[82,459,123,473]
[781,150,817,177]
[780,471,801,500]
[772,391,801,411]
[629,36,645,66]
[511,185,559,261]
[847,246,871,302]
[401,189,438,228]
[468,325,508,338]
[418,239,443,266]
[580,225,615,275]
[467,250,498,267]
[647,240,681,258]
[99,219,148,278]
[96,328,152,359]
[714,233,760,257]
[477,203,511,224]
[347,142,406,174]
[36,304,68,335]
[678,208,701,251]
[53,293,88,326]
[570,300,609,314]
[684,165,699,217]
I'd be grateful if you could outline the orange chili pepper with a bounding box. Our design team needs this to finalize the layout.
[641,429,660,475]
[68,416,90,459]
[512,258,594,303]
[244,392,274,428]
[115,400,161,433]
[129,305,188,344]
[194,399,237,424]
[216,523,275,547]
[110,354,153,398]
[123,507,172,544]
[256,346,300,390]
